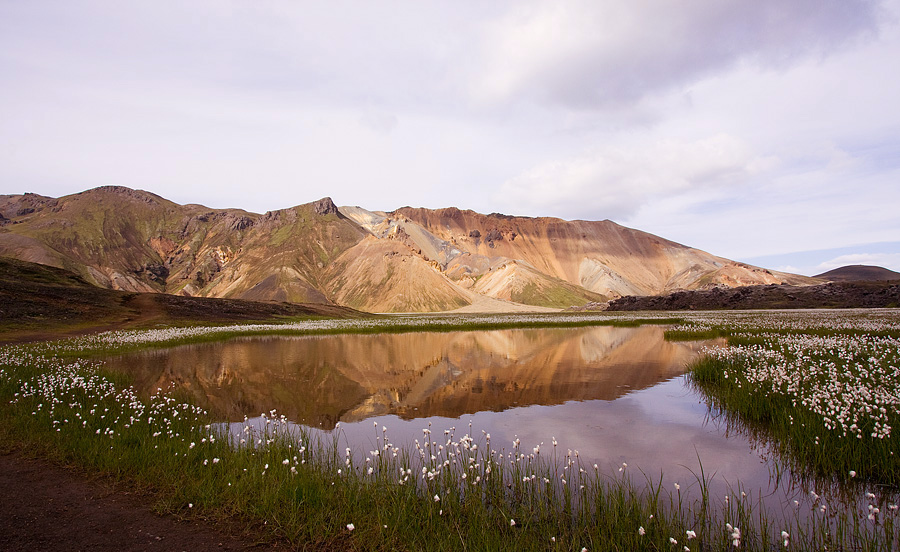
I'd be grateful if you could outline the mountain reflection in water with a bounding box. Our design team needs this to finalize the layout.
[104,326,710,429]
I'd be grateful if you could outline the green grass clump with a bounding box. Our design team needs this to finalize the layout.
[688,327,900,488]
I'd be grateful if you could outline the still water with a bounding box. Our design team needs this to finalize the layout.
[103,325,818,508]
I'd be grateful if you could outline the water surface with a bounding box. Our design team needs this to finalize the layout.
[102,324,888,533]
[106,325,704,428]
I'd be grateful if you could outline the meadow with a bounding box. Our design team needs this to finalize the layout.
[1,310,898,550]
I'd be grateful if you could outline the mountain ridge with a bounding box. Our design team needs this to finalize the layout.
[0,186,820,312]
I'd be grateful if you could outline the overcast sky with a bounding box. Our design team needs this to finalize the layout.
[2,1,899,275]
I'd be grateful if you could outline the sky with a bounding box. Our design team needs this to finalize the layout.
[1,1,899,276]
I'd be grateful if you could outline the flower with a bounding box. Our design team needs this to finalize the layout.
[510,519,516,527]
[686,530,696,539]
[638,526,646,536]
[346,523,355,531]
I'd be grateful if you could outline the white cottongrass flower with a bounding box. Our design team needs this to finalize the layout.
[346,523,354,531]
[638,526,645,536]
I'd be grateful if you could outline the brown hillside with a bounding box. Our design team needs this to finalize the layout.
[391,207,816,297]
[1,186,818,313]
[0,256,367,343]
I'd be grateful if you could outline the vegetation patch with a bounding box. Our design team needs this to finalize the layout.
[2,310,899,549]
[678,311,900,488]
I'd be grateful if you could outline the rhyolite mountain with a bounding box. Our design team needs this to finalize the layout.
[0,186,817,312]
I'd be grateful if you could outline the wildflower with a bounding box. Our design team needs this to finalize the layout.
[781,530,790,547]
[638,526,645,536]
[434,494,440,502]
[510,519,516,527]
[686,530,696,539]
[670,537,678,545]
[849,470,857,478]
[346,523,354,531]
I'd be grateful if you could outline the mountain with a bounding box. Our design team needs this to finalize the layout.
[813,265,900,282]
[0,186,818,313]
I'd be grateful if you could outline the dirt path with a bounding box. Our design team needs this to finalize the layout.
[0,451,279,552]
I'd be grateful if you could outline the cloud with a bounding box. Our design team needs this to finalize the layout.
[359,109,399,134]
[495,134,773,219]
[473,0,882,109]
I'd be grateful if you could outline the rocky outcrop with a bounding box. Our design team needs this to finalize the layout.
[313,197,339,216]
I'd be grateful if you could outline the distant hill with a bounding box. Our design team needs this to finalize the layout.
[814,265,900,282]
[605,281,900,311]
[0,186,819,312]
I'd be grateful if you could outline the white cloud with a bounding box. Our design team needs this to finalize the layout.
[473,0,882,109]
[495,134,771,219]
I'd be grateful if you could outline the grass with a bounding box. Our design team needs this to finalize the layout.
[679,312,900,488]
[2,310,899,550]
[26,312,685,360]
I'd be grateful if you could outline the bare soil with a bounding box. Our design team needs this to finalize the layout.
[0,450,279,552]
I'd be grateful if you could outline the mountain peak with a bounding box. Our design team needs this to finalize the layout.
[312,197,339,216]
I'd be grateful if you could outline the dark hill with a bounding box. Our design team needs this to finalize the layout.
[813,265,900,282]
[604,281,900,311]
[0,256,368,343]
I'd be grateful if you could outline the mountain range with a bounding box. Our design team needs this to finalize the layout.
[0,186,818,313]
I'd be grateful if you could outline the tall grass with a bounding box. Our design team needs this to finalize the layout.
[688,332,900,488]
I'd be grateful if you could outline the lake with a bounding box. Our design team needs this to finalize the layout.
[102,324,837,513]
